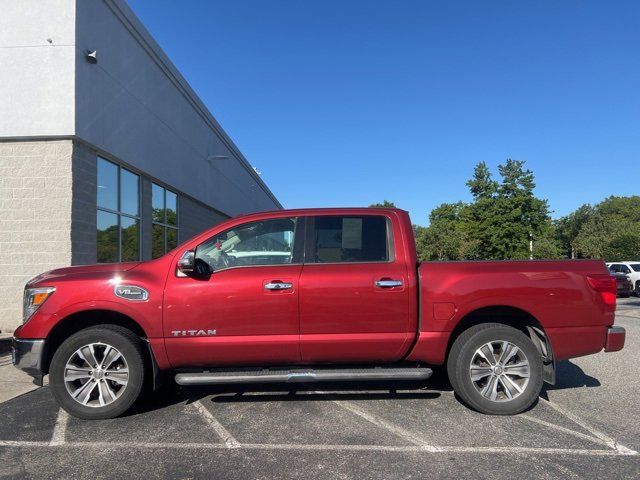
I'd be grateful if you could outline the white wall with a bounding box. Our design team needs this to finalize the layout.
[0,0,76,137]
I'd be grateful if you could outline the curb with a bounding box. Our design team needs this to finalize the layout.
[0,337,11,356]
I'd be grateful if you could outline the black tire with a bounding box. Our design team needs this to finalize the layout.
[447,323,543,415]
[619,294,630,299]
[635,282,640,297]
[49,325,145,420]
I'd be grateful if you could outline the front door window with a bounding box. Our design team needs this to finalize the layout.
[196,217,299,271]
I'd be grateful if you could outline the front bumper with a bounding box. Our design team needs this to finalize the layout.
[604,326,625,352]
[12,338,45,385]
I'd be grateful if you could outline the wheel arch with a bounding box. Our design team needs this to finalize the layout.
[446,305,555,384]
[42,309,153,378]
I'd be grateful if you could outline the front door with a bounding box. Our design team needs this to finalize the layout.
[163,217,303,368]
[299,214,414,363]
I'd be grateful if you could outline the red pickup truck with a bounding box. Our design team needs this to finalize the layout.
[13,208,625,419]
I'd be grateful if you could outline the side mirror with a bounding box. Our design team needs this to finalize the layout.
[177,250,195,275]
[177,250,214,277]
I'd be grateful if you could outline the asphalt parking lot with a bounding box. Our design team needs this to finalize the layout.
[1,299,639,479]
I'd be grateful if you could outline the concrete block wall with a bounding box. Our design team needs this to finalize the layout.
[71,141,97,265]
[0,140,73,333]
[178,195,228,244]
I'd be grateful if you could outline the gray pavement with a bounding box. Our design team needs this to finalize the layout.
[1,300,638,479]
[0,350,40,404]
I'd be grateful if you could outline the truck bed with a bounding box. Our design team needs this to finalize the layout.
[406,259,615,365]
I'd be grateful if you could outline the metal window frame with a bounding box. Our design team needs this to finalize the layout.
[151,182,179,258]
[97,157,141,263]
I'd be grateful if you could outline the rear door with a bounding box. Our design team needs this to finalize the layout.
[298,214,413,363]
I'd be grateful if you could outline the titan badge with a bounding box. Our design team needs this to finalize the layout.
[171,330,217,337]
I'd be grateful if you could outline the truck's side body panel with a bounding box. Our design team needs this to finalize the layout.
[407,260,615,364]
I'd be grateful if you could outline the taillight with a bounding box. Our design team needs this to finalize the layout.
[586,274,617,312]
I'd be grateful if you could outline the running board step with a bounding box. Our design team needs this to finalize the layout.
[174,367,432,386]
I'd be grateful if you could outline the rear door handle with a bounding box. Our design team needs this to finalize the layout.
[265,282,293,290]
[374,279,403,288]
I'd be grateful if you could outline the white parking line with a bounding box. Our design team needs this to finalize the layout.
[540,397,637,455]
[328,397,441,451]
[325,391,636,457]
[49,408,69,446]
[519,414,609,448]
[0,439,634,456]
[191,400,241,449]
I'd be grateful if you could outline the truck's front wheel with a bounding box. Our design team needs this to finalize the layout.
[447,323,543,415]
[50,326,145,420]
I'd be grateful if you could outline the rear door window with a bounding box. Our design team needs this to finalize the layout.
[309,215,390,263]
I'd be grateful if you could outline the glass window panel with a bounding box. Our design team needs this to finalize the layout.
[166,190,177,226]
[120,169,139,217]
[196,218,296,270]
[152,224,165,259]
[314,216,389,263]
[121,216,140,262]
[97,158,118,211]
[97,210,119,263]
[167,227,178,251]
[152,183,165,223]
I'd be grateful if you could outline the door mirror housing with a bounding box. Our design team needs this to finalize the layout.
[177,250,214,277]
[177,250,195,275]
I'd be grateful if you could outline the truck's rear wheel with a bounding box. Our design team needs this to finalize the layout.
[50,326,145,420]
[447,323,543,415]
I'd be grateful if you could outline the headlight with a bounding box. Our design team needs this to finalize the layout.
[23,287,55,324]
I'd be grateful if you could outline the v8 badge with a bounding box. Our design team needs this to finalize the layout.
[114,285,149,301]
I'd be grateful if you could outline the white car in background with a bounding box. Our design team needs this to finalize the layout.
[607,262,640,296]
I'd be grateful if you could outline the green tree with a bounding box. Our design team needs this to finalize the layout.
[572,196,640,260]
[607,233,640,260]
[369,200,397,208]
[466,161,497,199]
[418,202,476,260]
[419,159,558,260]
[467,160,557,259]
[554,204,594,258]
[413,224,427,260]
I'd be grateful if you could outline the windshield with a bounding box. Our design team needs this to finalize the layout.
[630,264,640,272]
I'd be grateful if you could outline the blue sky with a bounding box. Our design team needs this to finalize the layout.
[128,1,639,225]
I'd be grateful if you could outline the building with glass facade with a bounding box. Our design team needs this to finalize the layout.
[0,0,281,332]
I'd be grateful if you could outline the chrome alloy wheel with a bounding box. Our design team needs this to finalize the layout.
[63,343,129,408]
[469,341,530,402]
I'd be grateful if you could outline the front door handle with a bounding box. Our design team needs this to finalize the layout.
[265,282,293,290]
[374,279,403,288]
